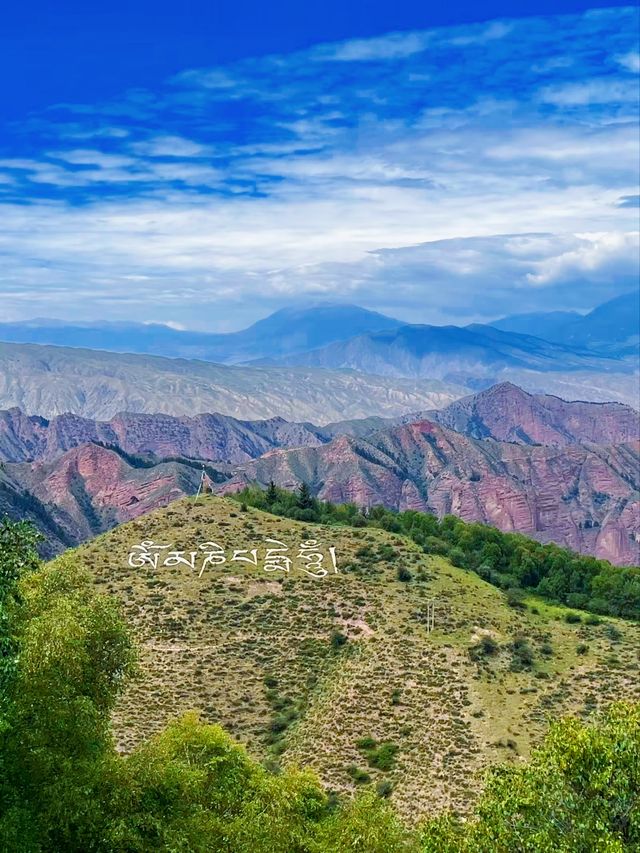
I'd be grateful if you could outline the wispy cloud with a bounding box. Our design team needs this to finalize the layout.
[0,7,638,328]
[615,50,640,72]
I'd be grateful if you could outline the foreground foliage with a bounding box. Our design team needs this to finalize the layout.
[234,484,640,619]
[0,518,638,851]
[421,701,639,852]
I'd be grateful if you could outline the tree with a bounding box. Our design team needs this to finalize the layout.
[266,480,278,505]
[0,519,42,704]
[297,481,314,510]
[0,545,136,851]
[421,702,640,852]
[317,790,414,853]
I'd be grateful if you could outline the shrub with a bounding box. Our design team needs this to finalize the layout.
[506,587,526,609]
[510,636,535,670]
[469,634,499,661]
[330,630,348,649]
[376,780,394,798]
[357,738,400,772]
[604,624,622,642]
[565,612,582,624]
[346,765,371,784]
[369,742,399,772]
[396,566,413,582]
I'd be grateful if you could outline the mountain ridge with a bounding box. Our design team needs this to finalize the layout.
[0,340,462,422]
[220,419,640,566]
[1,383,638,562]
[0,304,401,364]
[255,323,639,407]
[492,291,640,354]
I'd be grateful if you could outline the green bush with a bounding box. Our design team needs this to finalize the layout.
[510,635,535,670]
[376,779,394,798]
[396,566,413,582]
[346,765,372,784]
[356,737,400,772]
[330,630,348,649]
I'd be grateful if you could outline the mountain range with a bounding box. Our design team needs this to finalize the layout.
[3,295,637,413]
[492,290,640,355]
[222,422,640,567]
[2,292,637,362]
[0,340,461,422]
[1,383,637,564]
[262,321,638,406]
[0,305,400,364]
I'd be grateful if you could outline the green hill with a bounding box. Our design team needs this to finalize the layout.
[69,496,640,822]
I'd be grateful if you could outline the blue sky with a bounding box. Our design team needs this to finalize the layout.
[0,2,638,330]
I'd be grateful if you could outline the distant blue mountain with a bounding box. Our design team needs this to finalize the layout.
[492,291,639,355]
[1,294,637,407]
[259,321,639,406]
[489,310,582,340]
[0,304,399,364]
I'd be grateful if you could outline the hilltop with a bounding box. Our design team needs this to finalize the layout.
[70,495,640,822]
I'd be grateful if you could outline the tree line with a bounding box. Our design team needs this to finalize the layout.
[234,484,640,620]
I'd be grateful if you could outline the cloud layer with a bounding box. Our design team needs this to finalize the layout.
[0,7,638,328]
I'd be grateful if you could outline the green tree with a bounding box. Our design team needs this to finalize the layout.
[297,481,314,510]
[0,519,42,704]
[421,702,640,852]
[0,548,136,851]
[266,480,278,505]
[317,790,415,853]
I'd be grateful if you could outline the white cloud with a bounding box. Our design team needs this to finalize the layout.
[48,149,137,167]
[538,77,640,105]
[313,31,432,62]
[446,20,512,46]
[0,7,638,327]
[615,51,640,73]
[130,135,214,158]
[525,232,640,285]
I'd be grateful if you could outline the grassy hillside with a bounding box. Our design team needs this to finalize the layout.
[69,495,640,822]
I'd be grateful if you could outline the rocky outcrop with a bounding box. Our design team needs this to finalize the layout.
[431,382,640,446]
[221,420,640,566]
[2,443,210,552]
[0,408,328,465]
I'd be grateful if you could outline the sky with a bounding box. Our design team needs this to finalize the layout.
[0,1,638,330]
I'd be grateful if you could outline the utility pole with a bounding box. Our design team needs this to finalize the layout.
[193,465,206,504]
[425,599,436,633]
